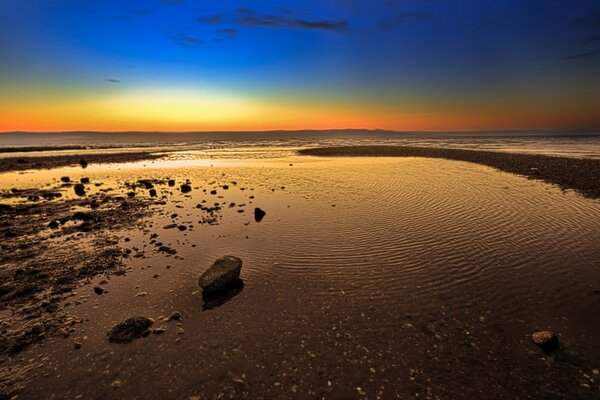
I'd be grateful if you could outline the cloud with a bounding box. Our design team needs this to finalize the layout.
[106,78,120,83]
[583,34,600,44]
[234,8,348,32]
[377,11,435,31]
[561,49,600,60]
[570,14,600,30]
[197,9,349,33]
[197,15,223,24]
[169,33,203,48]
[116,9,151,21]
[219,28,238,39]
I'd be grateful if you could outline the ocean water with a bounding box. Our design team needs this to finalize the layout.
[1,130,600,159]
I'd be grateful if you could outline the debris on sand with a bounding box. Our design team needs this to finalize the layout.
[254,207,266,222]
[532,330,559,352]
[199,256,243,294]
[107,316,154,344]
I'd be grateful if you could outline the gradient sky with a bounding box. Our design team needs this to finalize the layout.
[1,0,599,132]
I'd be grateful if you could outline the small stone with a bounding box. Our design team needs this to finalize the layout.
[74,184,86,196]
[180,184,192,193]
[60,176,70,183]
[135,291,148,297]
[149,189,157,197]
[93,286,104,295]
[79,159,88,168]
[254,207,266,222]
[48,220,60,229]
[167,311,182,321]
[532,330,559,352]
[107,317,153,344]
[74,341,82,350]
[111,380,121,389]
[80,177,90,183]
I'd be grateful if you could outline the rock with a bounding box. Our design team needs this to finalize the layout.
[177,225,187,231]
[79,159,88,168]
[210,189,217,195]
[254,207,266,222]
[167,311,182,321]
[48,220,60,229]
[93,286,104,295]
[74,183,86,196]
[80,177,90,183]
[181,184,192,193]
[74,341,82,350]
[149,189,157,197]
[107,317,153,344]
[199,256,243,294]
[60,176,70,183]
[532,330,559,352]
[163,223,177,229]
[73,211,92,221]
[168,179,176,187]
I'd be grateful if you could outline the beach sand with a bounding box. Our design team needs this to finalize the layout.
[1,148,599,399]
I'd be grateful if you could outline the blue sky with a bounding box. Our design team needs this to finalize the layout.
[1,0,599,131]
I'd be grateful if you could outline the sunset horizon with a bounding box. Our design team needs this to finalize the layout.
[1,1,599,399]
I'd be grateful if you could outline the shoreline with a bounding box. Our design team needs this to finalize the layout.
[299,145,600,199]
[0,152,164,173]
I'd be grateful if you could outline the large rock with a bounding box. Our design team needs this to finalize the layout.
[199,256,242,294]
[107,316,153,344]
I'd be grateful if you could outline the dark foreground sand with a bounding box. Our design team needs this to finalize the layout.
[299,145,600,199]
[0,152,163,173]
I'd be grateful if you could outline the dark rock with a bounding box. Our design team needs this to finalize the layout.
[127,192,136,198]
[199,256,243,294]
[222,185,229,190]
[93,286,104,295]
[80,177,90,184]
[163,223,177,229]
[177,225,187,231]
[210,189,217,195]
[107,316,154,344]
[181,184,192,193]
[167,311,182,321]
[74,184,86,196]
[532,331,559,352]
[254,207,266,222]
[60,176,70,183]
[79,159,88,168]
[168,179,176,187]
[48,220,60,229]
[73,211,92,221]
[149,189,157,197]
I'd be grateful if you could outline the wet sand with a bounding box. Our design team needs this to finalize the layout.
[1,154,599,399]
[0,152,163,173]
[299,145,600,199]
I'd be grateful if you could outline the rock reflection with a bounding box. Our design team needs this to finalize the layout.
[202,279,245,310]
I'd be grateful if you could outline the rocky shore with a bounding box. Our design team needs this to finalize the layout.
[299,145,600,199]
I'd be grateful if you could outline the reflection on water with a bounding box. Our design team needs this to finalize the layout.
[202,279,245,311]
[1,153,600,399]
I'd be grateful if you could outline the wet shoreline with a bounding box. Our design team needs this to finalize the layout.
[0,152,164,173]
[299,145,600,199]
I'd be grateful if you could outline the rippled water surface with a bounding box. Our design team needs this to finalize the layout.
[1,152,600,399]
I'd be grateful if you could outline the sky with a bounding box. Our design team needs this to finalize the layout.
[0,0,599,132]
